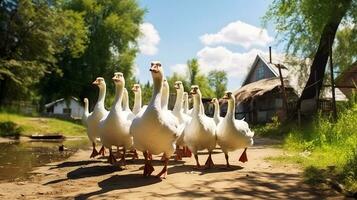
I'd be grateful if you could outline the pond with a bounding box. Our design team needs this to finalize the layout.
[0,137,89,181]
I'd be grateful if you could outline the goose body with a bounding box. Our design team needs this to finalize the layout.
[216,91,254,166]
[130,61,182,178]
[183,85,216,168]
[86,77,109,158]
[99,73,133,164]
[211,98,223,125]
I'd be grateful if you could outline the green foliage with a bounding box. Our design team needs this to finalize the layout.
[141,81,153,105]
[263,0,356,70]
[0,121,23,137]
[39,0,144,109]
[0,0,88,103]
[208,70,228,98]
[272,100,357,192]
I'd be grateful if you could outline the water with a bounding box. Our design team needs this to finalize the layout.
[0,137,89,181]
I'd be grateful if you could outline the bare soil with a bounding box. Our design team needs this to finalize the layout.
[0,138,346,199]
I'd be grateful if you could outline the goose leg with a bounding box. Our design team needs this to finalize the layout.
[119,147,126,166]
[90,142,99,158]
[204,152,214,169]
[160,153,166,161]
[239,148,248,163]
[225,153,230,168]
[98,145,106,156]
[131,149,139,160]
[183,146,192,157]
[156,156,168,179]
[107,148,117,164]
[143,151,154,176]
[193,154,201,169]
[174,148,182,161]
[116,146,122,158]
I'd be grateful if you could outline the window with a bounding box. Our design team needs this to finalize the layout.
[63,108,71,114]
[257,66,265,80]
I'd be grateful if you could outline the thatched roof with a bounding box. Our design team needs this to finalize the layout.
[233,77,293,102]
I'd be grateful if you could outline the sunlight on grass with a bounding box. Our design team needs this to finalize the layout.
[0,112,86,136]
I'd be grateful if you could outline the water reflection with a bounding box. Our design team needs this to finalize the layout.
[0,138,89,181]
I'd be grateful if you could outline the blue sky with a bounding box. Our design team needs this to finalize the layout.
[135,0,280,91]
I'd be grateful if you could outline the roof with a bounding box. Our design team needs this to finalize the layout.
[335,62,357,97]
[45,97,80,108]
[234,77,294,103]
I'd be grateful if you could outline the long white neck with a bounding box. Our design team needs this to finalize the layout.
[226,99,235,120]
[193,94,203,116]
[96,85,106,109]
[133,91,142,114]
[113,84,123,111]
[183,95,189,114]
[149,77,162,109]
[213,101,220,119]
[122,90,130,111]
[84,98,89,116]
[161,86,169,110]
[173,89,183,113]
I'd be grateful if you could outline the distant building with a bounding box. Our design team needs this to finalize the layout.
[336,62,357,98]
[44,97,84,119]
[229,54,347,124]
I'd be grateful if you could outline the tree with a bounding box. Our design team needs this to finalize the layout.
[40,0,144,109]
[141,81,153,105]
[0,0,87,104]
[208,70,228,99]
[187,59,199,86]
[264,0,356,111]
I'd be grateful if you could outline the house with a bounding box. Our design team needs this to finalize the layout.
[44,97,84,119]
[230,54,299,123]
[230,54,348,124]
[336,62,357,98]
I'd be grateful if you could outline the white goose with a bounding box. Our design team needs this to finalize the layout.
[183,85,216,168]
[86,77,108,158]
[99,72,133,165]
[132,84,148,117]
[183,92,189,115]
[211,98,223,125]
[122,88,135,120]
[216,91,254,167]
[172,81,192,159]
[82,98,89,127]
[130,61,183,178]
[161,79,169,110]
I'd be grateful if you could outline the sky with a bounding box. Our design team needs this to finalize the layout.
[135,0,281,91]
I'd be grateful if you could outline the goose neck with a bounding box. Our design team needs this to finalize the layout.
[213,102,220,118]
[173,90,183,113]
[149,78,162,108]
[226,100,235,120]
[133,91,142,111]
[113,85,123,111]
[97,85,106,106]
[193,95,202,116]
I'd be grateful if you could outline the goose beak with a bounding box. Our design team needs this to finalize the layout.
[92,80,99,85]
[112,77,121,83]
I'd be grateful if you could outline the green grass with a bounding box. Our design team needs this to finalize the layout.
[0,112,86,137]
[260,102,357,193]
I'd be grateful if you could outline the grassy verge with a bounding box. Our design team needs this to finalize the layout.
[0,112,86,137]
[256,103,357,193]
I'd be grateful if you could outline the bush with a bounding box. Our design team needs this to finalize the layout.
[0,121,23,137]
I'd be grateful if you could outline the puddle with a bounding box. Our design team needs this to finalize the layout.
[0,137,89,181]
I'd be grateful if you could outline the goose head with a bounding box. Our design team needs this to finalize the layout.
[131,84,141,94]
[190,85,201,100]
[211,98,219,105]
[183,92,188,99]
[174,81,184,93]
[150,61,163,81]
[162,79,169,90]
[92,77,106,89]
[223,91,234,104]
[112,72,125,87]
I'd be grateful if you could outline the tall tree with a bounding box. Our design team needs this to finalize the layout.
[0,0,87,104]
[208,70,228,98]
[264,0,355,111]
[40,0,144,108]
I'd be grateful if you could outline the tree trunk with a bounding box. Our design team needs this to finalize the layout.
[297,0,352,111]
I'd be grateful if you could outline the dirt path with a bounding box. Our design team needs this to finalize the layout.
[0,138,344,199]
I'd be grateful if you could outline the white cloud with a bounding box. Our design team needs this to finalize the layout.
[200,20,273,49]
[138,23,160,55]
[170,64,187,76]
[197,46,267,81]
[132,64,140,77]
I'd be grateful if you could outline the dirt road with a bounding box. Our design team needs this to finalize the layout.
[0,138,344,199]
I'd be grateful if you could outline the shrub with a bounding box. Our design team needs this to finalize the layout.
[0,121,23,137]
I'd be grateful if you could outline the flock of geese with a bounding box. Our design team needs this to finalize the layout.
[82,61,254,178]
